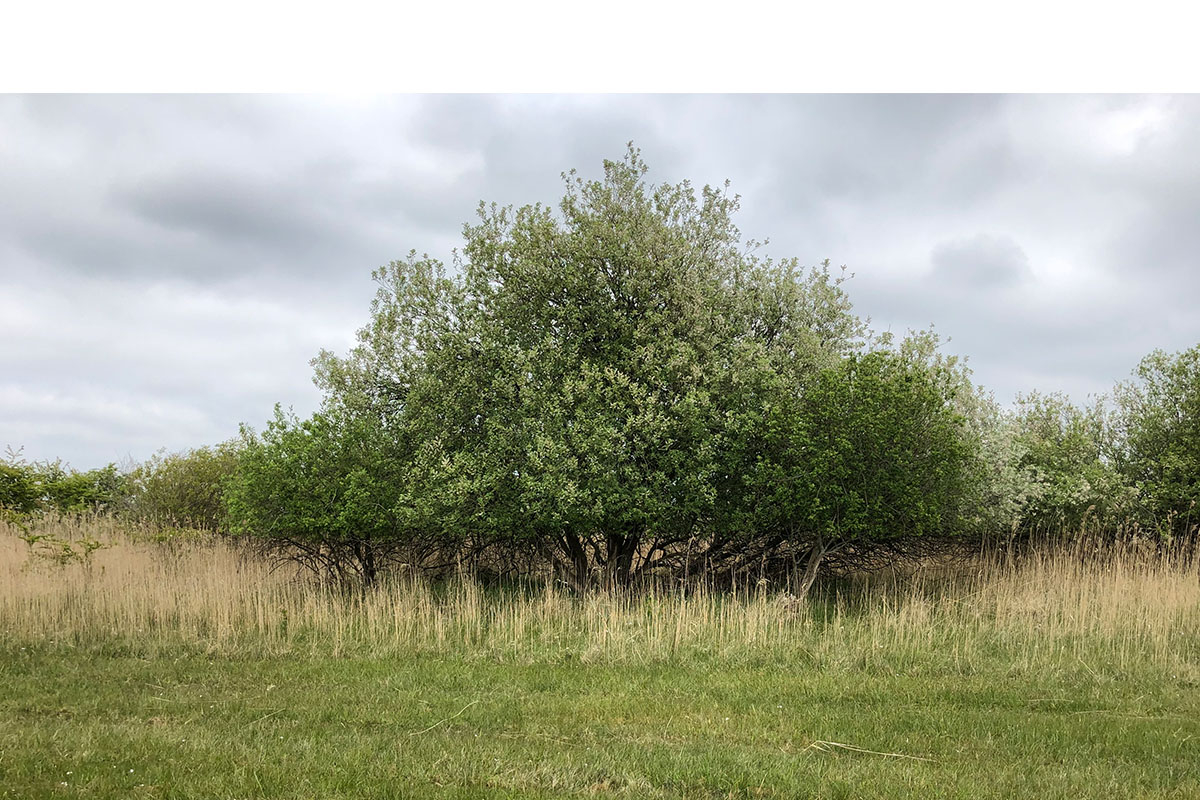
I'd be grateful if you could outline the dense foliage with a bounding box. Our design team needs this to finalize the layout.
[224,149,979,589]
[0,449,124,517]
[1112,347,1200,537]
[223,410,420,583]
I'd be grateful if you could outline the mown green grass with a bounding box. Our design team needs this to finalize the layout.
[3,644,1198,799]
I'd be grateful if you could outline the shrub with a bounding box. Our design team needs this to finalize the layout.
[1112,344,1200,538]
[124,442,241,531]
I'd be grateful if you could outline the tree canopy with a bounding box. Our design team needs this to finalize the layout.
[217,147,984,591]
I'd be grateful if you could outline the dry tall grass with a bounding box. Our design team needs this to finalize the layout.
[3,516,1198,679]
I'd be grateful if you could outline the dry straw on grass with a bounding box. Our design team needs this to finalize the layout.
[2,516,1198,678]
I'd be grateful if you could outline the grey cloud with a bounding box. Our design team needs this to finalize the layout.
[930,234,1032,288]
[0,276,342,468]
[117,170,341,249]
[851,261,1158,403]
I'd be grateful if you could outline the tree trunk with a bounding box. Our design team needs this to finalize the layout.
[559,532,590,594]
[355,540,378,588]
[604,531,639,590]
[792,539,827,600]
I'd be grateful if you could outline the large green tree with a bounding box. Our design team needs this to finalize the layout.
[414,150,751,587]
[230,147,981,589]
[433,149,884,588]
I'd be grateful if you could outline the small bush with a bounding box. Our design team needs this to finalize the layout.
[124,441,241,531]
[1,448,126,518]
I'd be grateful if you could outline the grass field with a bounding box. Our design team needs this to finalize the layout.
[2,517,1199,798]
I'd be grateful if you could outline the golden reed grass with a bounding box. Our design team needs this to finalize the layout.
[2,516,1198,677]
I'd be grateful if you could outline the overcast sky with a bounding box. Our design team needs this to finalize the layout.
[3,94,1198,470]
